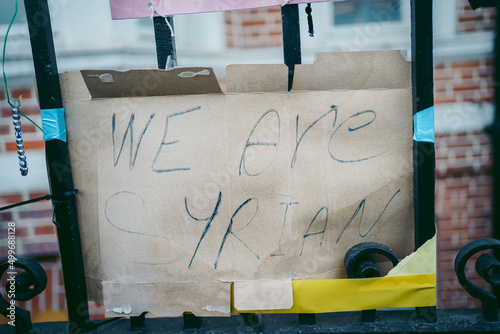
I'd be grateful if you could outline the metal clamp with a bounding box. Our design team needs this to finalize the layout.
[455,238,500,321]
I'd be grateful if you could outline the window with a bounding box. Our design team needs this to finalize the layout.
[333,0,401,26]
[0,1,26,25]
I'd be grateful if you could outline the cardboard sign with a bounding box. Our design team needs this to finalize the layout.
[62,51,414,317]
[110,0,332,19]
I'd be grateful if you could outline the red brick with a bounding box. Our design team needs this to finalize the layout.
[35,225,56,235]
[1,107,14,117]
[45,269,53,309]
[267,7,281,13]
[19,209,52,219]
[0,194,23,205]
[478,65,494,78]
[458,13,484,23]
[20,122,36,134]
[241,20,266,26]
[11,88,32,100]
[451,60,481,69]
[5,139,45,151]
[459,67,476,80]
[0,125,10,135]
[433,70,453,81]
[0,90,5,100]
[30,192,50,200]
[7,226,30,237]
[434,97,457,105]
[20,106,41,116]
[0,212,13,221]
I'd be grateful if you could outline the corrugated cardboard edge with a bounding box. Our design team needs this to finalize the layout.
[234,279,293,311]
[226,64,288,93]
[102,281,231,317]
[81,68,222,99]
[292,50,411,91]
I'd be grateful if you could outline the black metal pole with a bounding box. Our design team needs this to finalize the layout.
[280,4,315,325]
[154,16,177,69]
[411,0,436,250]
[281,4,302,91]
[411,0,437,322]
[491,7,500,301]
[24,0,92,332]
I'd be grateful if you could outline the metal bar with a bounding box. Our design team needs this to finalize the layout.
[153,16,177,69]
[23,0,92,332]
[183,313,201,329]
[280,5,314,325]
[7,309,500,333]
[130,312,146,330]
[281,7,304,327]
[410,0,436,249]
[281,4,302,91]
[491,6,500,301]
[411,0,437,323]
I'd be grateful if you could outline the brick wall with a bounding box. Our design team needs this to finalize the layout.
[457,0,496,33]
[435,131,493,309]
[434,58,494,105]
[225,6,283,48]
[433,0,497,310]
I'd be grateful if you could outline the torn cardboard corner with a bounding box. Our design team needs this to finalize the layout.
[387,235,436,277]
[62,50,417,317]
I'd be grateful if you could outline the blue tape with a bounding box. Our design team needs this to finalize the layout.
[40,108,67,142]
[413,106,434,143]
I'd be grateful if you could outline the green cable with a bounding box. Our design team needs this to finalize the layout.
[2,0,44,134]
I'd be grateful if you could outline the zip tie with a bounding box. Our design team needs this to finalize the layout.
[148,1,175,37]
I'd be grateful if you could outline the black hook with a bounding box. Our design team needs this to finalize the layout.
[344,242,399,322]
[455,238,500,321]
[0,257,47,332]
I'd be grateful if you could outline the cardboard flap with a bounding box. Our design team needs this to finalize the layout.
[60,72,91,101]
[292,51,411,91]
[81,68,222,99]
[226,64,288,93]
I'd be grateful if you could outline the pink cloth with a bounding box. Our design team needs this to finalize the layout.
[110,0,330,19]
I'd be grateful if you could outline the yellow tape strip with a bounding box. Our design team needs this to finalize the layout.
[233,274,436,314]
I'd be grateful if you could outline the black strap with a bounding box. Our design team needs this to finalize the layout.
[0,189,78,212]
[306,4,314,37]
